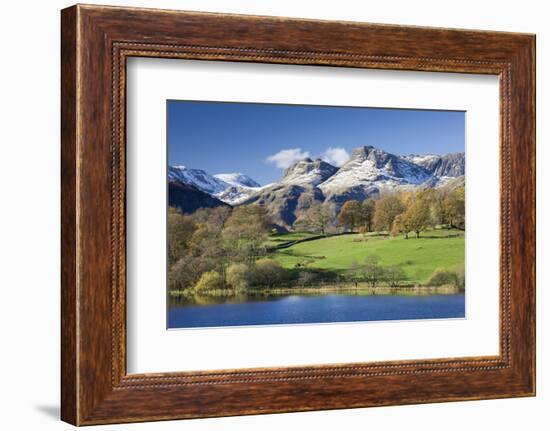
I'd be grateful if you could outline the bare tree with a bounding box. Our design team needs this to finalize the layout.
[361,198,376,232]
[293,202,333,235]
[347,255,385,288]
[384,266,406,287]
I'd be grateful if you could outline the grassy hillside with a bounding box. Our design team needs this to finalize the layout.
[271,229,464,284]
[266,231,320,246]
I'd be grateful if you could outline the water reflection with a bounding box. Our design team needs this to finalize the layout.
[169,289,386,307]
[168,292,466,328]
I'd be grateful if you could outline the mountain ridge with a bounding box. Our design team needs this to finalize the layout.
[168,181,230,214]
[168,145,465,229]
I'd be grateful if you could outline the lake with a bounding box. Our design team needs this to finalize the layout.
[168,292,465,329]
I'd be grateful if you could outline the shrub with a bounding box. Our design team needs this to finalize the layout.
[361,255,385,287]
[427,267,465,291]
[226,263,250,291]
[427,268,456,286]
[194,270,223,292]
[248,258,287,288]
[345,255,385,287]
[454,265,465,292]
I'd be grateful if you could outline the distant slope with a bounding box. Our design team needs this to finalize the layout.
[169,166,263,205]
[168,166,229,195]
[242,183,325,229]
[280,158,339,186]
[214,173,261,188]
[240,158,335,229]
[168,181,230,214]
[405,152,465,178]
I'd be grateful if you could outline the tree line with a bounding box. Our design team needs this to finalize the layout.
[294,185,465,238]
[346,255,464,291]
[168,185,465,294]
[168,205,288,292]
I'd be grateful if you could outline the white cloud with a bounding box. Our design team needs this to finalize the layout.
[321,147,350,167]
[266,148,310,169]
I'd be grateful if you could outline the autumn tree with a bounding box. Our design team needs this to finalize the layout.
[360,198,376,232]
[391,213,410,239]
[337,200,362,232]
[191,205,231,230]
[442,186,465,230]
[194,270,223,292]
[188,208,229,276]
[293,202,333,235]
[373,194,405,232]
[419,188,444,226]
[226,263,250,291]
[168,255,197,291]
[403,197,432,238]
[431,191,447,226]
[222,205,270,263]
[167,207,196,265]
[166,205,232,292]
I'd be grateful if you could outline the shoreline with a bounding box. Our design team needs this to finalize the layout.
[169,284,462,298]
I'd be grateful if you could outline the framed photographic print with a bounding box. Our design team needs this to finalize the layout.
[61,4,536,425]
[164,101,467,330]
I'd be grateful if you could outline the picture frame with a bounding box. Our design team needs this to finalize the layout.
[61,4,535,425]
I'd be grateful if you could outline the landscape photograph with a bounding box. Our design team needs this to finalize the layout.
[166,100,466,328]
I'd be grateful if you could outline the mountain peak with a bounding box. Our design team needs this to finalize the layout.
[168,165,229,195]
[320,145,433,195]
[349,145,392,163]
[281,158,338,186]
[351,145,375,155]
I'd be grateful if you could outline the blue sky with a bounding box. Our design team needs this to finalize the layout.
[167,100,465,185]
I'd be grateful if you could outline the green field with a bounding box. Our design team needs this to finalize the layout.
[270,229,464,284]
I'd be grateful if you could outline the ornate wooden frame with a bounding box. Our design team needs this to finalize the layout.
[61,4,536,425]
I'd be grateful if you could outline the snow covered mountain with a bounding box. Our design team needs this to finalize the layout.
[320,146,431,195]
[280,158,339,186]
[168,146,464,228]
[168,166,229,195]
[213,173,261,188]
[404,152,465,178]
[168,166,263,205]
[238,158,338,227]
[215,184,266,205]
